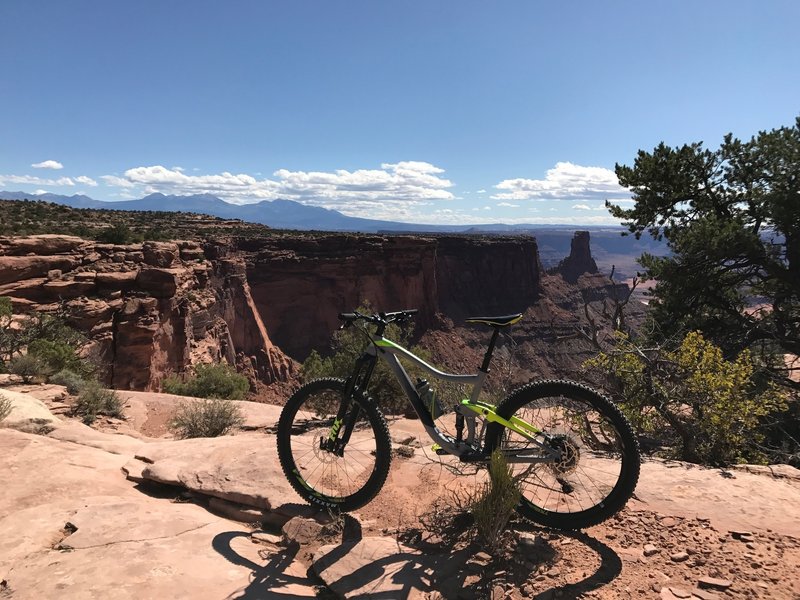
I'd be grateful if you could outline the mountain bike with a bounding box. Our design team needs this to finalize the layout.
[276,309,640,529]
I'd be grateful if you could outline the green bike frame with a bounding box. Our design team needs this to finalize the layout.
[368,334,559,463]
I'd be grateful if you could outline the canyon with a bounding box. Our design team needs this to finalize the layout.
[0,230,632,398]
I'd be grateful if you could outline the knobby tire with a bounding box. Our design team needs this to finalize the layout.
[485,379,640,529]
[276,378,392,512]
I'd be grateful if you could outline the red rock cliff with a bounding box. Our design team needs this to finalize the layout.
[242,234,541,360]
[0,235,294,391]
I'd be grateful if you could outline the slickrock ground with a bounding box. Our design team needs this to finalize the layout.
[1,383,799,599]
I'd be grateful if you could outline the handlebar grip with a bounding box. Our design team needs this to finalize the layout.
[338,312,358,321]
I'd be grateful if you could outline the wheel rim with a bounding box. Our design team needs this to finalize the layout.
[503,395,628,516]
[287,387,380,502]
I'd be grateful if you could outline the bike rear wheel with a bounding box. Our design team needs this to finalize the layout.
[485,379,640,529]
[276,378,392,511]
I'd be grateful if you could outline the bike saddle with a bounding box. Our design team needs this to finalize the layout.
[465,313,523,328]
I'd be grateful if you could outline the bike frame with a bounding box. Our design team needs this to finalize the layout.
[359,332,559,463]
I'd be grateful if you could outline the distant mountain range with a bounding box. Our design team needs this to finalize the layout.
[0,190,601,233]
[0,190,668,276]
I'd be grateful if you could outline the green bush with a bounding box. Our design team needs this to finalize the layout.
[585,331,789,465]
[168,398,244,439]
[1,305,87,368]
[73,381,125,424]
[50,369,86,395]
[470,449,522,552]
[0,393,12,422]
[28,339,91,378]
[96,222,133,244]
[9,353,46,383]
[163,363,249,400]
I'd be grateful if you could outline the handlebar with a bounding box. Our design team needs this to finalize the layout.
[337,309,418,329]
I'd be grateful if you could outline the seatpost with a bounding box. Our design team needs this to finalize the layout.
[480,327,500,372]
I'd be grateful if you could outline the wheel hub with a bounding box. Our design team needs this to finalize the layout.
[548,435,580,475]
[315,436,341,462]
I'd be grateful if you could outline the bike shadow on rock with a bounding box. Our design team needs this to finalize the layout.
[211,513,363,599]
[212,531,320,600]
[528,530,623,599]
[211,517,622,599]
[308,521,622,599]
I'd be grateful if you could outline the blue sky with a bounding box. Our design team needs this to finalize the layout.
[1,1,798,224]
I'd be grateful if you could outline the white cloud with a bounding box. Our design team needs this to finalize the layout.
[572,204,592,210]
[74,175,98,187]
[101,175,136,188]
[0,174,75,187]
[476,189,487,194]
[31,160,63,170]
[103,162,455,219]
[497,202,520,208]
[493,162,630,202]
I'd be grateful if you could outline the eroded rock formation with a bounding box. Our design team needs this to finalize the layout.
[0,229,635,393]
[0,235,294,391]
[242,234,542,359]
[558,230,599,283]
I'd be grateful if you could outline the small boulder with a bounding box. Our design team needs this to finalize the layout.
[697,576,732,591]
[644,543,660,557]
[0,390,61,433]
[282,517,324,545]
[142,242,179,267]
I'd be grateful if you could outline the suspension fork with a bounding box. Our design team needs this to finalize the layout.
[326,351,378,455]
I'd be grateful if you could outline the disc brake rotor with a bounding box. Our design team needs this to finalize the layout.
[548,435,581,475]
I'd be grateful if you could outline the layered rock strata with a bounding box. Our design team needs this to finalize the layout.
[0,229,621,390]
[0,235,293,390]
[242,234,542,360]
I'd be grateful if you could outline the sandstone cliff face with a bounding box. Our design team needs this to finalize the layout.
[0,235,294,391]
[1,229,632,394]
[241,234,542,360]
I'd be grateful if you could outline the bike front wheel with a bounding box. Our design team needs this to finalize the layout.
[485,379,640,529]
[276,378,392,512]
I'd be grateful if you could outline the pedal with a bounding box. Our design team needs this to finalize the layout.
[431,443,449,456]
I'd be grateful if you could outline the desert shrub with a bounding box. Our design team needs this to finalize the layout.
[585,330,789,465]
[0,393,12,422]
[27,339,92,378]
[9,353,46,383]
[73,380,125,424]
[470,449,522,552]
[0,304,87,368]
[50,369,86,395]
[95,222,133,244]
[168,398,244,439]
[162,363,249,400]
